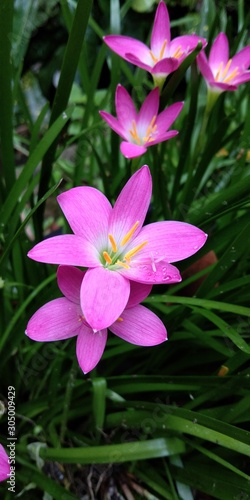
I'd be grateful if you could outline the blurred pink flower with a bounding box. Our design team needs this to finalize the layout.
[100,85,183,158]
[197,32,250,93]
[104,0,206,86]
[28,166,207,331]
[26,266,167,374]
[0,444,10,482]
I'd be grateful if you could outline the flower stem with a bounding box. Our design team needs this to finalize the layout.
[60,360,77,444]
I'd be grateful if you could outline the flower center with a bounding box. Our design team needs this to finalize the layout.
[129,116,157,145]
[150,39,167,64]
[214,59,239,83]
[102,221,148,270]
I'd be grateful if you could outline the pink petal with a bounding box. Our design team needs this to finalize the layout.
[125,53,155,72]
[28,235,99,267]
[57,266,85,303]
[25,298,81,341]
[119,260,182,285]
[0,444,10,481]
[110,304,167,346]
[197,51,214,82]
[76,326,107,374]
[230,46,250,71]
[120,141,147,158]
[115,84,137,129]
[151,57,179,76]
[80,267,130,330]
[99,111,128,140]
[145,130,178,147]
[57,186,112,247]
[231,72,250,85]
[150,1,170,56]
[108,165,152,245]
[126,281,152,308]
[169,35,207,59]
[130,221,208,263]
[156,102,184,133]
[103,35,150,65]
[137,88,159,131]
[208,81,237,92]
[209,32,229,70]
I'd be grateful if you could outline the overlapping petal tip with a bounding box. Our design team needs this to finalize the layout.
[108,165,152,243]
[103,35,150,65]
[27,234,99,267]
[109,304,167,346]
[25,298,81,341]
[115,84,137,127]
[80,267,131,330]
[150,58,179,76]
[99,111,128,141]
[57,186,112,245]
[150,0,170,55]
[76,327,108,374]
[208,32,229,68]
[57,265,84,303]
[0,444,10,482]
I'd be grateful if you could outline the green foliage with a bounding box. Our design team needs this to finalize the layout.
[0,0,250,498]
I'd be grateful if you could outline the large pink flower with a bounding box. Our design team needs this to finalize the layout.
[197,32,250,93]
[28,166,207,330]
[104,0,206,85]
[26,266,167,374]
[0,444,10,482]
[100,85,183,158]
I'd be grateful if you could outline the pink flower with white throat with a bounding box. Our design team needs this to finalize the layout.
[0,444,10,482]
[28,166,207,331]
[104,0,206,88]
[197,32,250,93]
[100,85,183,158]
[26,266,167,374]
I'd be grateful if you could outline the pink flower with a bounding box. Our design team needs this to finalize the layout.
[28,166,207,331]
[104,0,206,86]
[26,265,167,374]
[100,85,183,158]
[0,444,10,482]
[197,32,250,93]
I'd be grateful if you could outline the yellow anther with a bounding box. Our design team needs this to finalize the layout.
[218,365,229,377]
[215,62,223,81]
[129,120,141,144]
[103,251,112,265]
[117,317,123,322]
[117,260,130,269]
[108,233,118,253]
[172,46,182,59]
[159,39,167,60]
[121,221,140,246]
[124,241,148,262]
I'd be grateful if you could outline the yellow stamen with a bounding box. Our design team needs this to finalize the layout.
[143,115,157,143]
[223,67,239,83]
[121,221,140,246]
[172,46,182,59]
[117,317,123,322]
[218,365,229,377]
[117,259,130,269]
[103,251,112,265]
[215,62,223,81]
[124,241,148,262]
[129,120,141,144]
[108,233,118,253]
[159,39,167,60]
[149,50,158,63]
[221,59,232,79]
